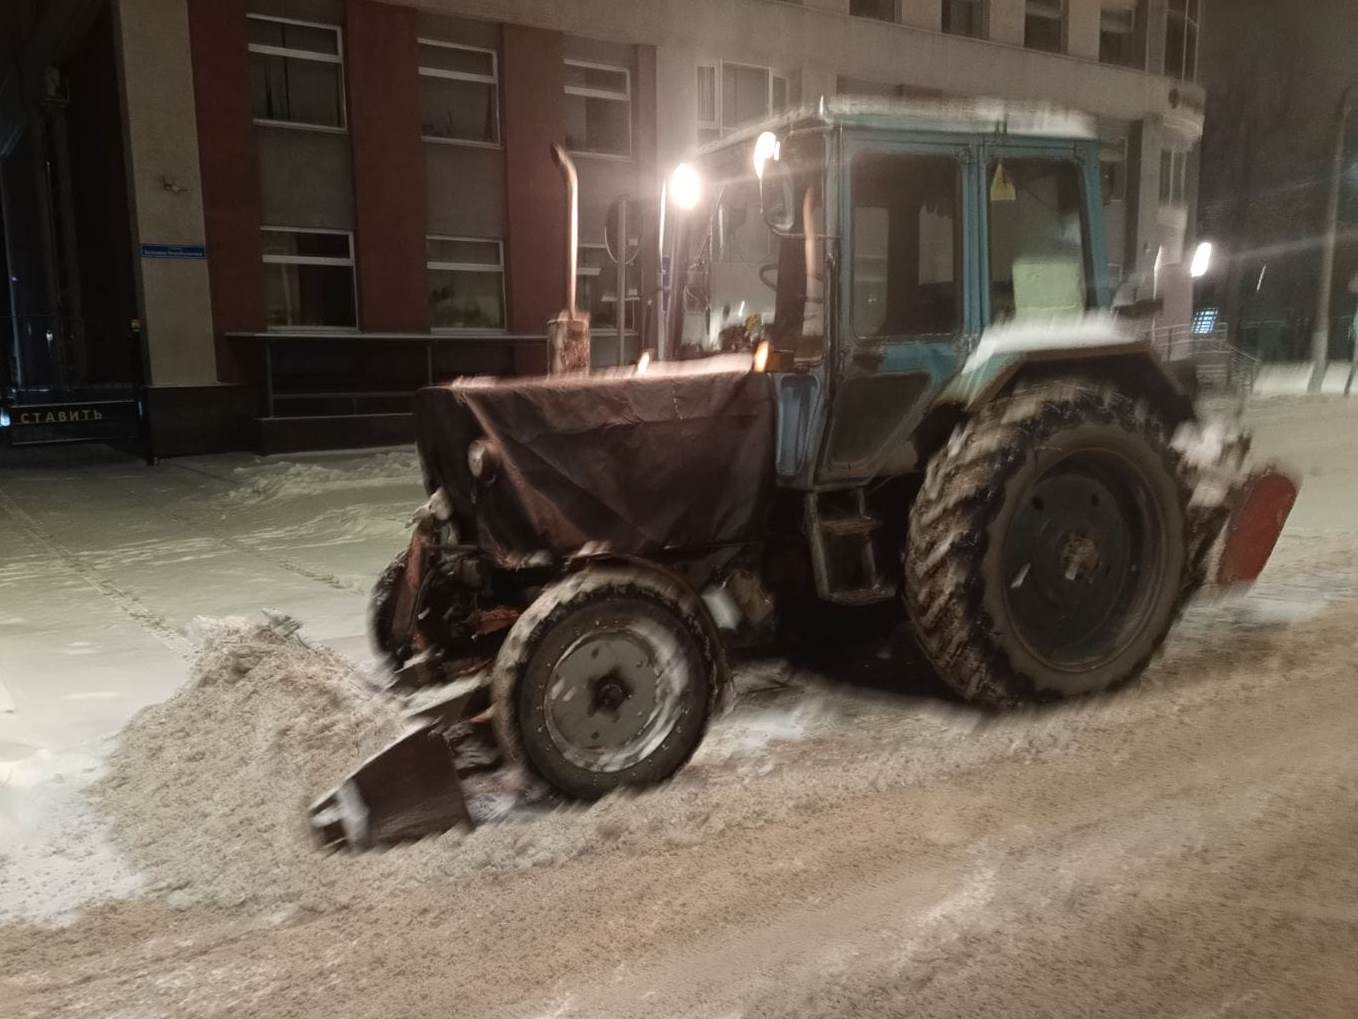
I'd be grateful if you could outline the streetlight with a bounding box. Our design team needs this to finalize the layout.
[1309,82,1358,394]
[1190,241,1213,279]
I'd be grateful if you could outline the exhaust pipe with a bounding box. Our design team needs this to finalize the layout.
[547,143,590,374]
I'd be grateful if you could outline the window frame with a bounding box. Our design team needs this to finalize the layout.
[1163,0,1200,81]
[846,146,968,345]
[425,235,507,333]
[695,60,790,141]
[417,38,501,149]
[1159,149,1189,207]
[1097,2,1143,69]
[260,225,358,331]
[246,13,347,134]
[849,0,898,23]
[563,58,633,160]
[982,151,1098,324]
[577,242,640,334]
[941,0,986,38]
[1023,0,1066,53]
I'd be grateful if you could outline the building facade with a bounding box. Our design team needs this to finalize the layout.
[1,0,1205,455]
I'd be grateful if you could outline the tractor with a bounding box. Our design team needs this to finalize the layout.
[364,98,1295,808]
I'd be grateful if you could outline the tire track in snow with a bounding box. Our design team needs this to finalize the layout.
[0,488,194,659]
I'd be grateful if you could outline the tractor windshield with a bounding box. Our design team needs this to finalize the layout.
[672,134,826,361]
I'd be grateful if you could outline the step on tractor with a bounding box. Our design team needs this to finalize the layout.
[314,99,1297,845]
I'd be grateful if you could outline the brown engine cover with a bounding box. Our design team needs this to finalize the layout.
[414,360,777,564]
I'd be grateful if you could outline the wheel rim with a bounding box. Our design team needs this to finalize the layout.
[1001,451,1164,671]
[542,616,690,773]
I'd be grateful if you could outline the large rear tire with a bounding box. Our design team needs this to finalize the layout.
[492,566,724,799]
[905,381,1191,707]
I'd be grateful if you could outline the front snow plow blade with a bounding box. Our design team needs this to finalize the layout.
[1216,468,1299,586]
[309,721,471,850]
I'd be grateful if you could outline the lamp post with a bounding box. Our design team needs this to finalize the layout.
[1309,82,1358,394]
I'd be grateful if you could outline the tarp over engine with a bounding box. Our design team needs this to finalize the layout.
[414,357,777,563]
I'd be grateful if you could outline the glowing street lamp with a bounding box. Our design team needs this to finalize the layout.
[1190,241,1213,279]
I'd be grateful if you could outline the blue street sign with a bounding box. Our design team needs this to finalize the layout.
[141,243,207,259]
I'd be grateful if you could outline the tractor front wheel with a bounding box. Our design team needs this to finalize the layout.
[905,381,1190,706]
[492,566,725,799]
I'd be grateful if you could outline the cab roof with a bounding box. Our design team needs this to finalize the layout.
[697,95,1099,156]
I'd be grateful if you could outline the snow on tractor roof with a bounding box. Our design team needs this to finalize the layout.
[698,95,1098,155]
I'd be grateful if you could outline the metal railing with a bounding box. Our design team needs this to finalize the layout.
[1147,323,1260,396]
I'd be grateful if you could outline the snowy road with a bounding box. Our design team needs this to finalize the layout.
[3,396,1358,1016]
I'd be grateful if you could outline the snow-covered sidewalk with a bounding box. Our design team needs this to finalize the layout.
[0,443,423,920]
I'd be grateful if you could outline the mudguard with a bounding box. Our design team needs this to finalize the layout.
[937,317,1193,423]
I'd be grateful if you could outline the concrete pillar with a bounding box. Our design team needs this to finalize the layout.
[185,0,263,382]
[501,25,567,333]
[1066,0,1101,60]
[118,0,219,387]
[988,0,1027,46]
[345,1,428,333]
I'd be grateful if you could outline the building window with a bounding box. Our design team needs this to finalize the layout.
[1159,149,1188,207]
[427,237,505,330]
[261,228,356,328]
[247,15,345,130]
[577,244,639,333]
[1164,0,1199,81]
[942,0,985,37]
[1100,139,1128,203]
[418,40,498,145]
[1099,3,1142,68]
[564,60,631,157]
[697,62,789,142]
[850,0,896,22]
[1024,0,1064,53]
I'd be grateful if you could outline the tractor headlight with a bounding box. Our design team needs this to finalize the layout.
[467,438,498,482]
[669,162,702,211]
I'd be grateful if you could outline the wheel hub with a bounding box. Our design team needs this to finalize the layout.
[1002,458,1154,668]
[543,621,685,772]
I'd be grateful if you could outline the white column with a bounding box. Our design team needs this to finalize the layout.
[115,0,217,387]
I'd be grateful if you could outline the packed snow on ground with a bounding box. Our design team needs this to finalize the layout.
[3,395,1358,1016]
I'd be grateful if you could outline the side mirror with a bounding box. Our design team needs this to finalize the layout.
[760,160,799,236]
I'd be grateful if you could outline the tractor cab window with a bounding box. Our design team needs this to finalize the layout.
[849,152,961,340]
[674,136,826,361]
[987,157,1092,322]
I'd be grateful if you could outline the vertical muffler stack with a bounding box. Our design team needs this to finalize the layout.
[547,143,590,374]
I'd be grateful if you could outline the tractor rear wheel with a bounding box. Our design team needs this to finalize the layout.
[905,381,1190,706]
[492,566,724,799]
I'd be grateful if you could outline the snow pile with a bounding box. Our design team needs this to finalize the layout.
[89,616,409,908]
[226,451,420,503]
